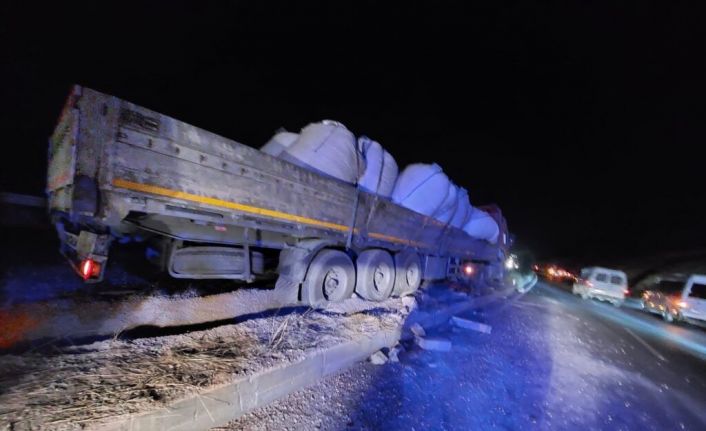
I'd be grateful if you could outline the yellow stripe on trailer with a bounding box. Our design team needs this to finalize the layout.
[368,231,424,247]
[112,178,350,232]
[112,177,427,248]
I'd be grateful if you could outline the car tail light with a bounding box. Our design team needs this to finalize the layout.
[624,289,630,295]
[80,258,101,280]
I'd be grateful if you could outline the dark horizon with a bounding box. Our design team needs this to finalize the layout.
[2,2,705,260]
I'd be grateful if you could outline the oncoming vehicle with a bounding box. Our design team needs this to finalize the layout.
[642,274,706,324]
[572,267,628,307]
[532,263,577,284]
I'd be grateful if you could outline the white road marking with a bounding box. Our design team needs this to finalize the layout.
[624,327,669,363]
[544,297,560,305]
[509,301,547,309]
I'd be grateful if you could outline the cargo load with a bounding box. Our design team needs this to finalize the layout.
[261,130,298,157]
[464,208,500,244]
[357,136,398,197]
[451,187,473,228]
[391,163,451,217]
[433,182,458,224]
[281,120,364,184]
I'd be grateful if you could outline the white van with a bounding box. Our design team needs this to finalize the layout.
[678,275,706,324]
[572,267,628,306]
[644,274,706,324]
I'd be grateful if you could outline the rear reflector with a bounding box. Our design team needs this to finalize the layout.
[80,259,100,280]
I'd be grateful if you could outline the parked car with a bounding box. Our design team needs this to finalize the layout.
[572,267,629,307]
[642,274,706,324]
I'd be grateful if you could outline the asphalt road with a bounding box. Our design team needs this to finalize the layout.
[227,280,706,430]
[532,282,706,428]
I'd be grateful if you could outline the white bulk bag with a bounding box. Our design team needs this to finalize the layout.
[281,120,364,184]
[261,131,298,157]
[392,163,450,217]
[433,182,458,223]
[451,188,472,228]
[357,136,398,197]
[463,208,500,243]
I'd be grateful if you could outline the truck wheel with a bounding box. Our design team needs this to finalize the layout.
[393,252,422,296]
[355,249,395,301]
[301,249,356,305]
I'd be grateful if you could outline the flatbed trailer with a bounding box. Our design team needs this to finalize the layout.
[46,86,511,305]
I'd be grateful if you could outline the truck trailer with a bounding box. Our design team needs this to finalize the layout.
[46,86,511,305]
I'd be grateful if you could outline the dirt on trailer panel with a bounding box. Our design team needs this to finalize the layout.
[0,296,409,430]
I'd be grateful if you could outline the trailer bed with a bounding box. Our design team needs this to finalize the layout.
[47,86,499,263]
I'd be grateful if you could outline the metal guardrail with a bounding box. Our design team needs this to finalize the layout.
[0,192,46,208]
[0,192,48,228]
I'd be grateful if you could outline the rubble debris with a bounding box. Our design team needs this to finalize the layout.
[410,323,426,338]
[369,350,388,365]
[387,344,405,363]
[415,337,452,352]
[451,316,492,334]
[401,295,417,312]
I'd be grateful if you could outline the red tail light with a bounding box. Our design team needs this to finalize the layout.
[80,258,101,280]
[624,289,630,295]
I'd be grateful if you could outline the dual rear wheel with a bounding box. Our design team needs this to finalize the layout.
[300,249,356,305]
[300,248,422,306]
[355,249,396,301]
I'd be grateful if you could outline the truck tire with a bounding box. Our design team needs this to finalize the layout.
[355,249,395,301]
[301,249,356,305]
[393,252,422,296]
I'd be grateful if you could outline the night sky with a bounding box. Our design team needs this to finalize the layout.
[2,2,705,260]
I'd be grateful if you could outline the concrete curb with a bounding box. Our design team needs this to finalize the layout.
[95,327,401,431]
[87,291,500,430]
[0,291,394,350]
[54,289,505,430]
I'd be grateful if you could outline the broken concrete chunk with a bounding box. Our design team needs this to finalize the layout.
[401,296,417,312]
[410,323,426,338]
[415,337,452,352]
[387,345,405,363]
[451,316,492,334]
[369,350,388,365]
